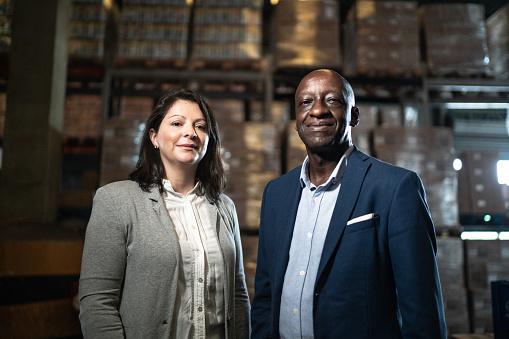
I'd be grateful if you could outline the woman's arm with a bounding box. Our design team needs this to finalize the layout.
[78,186,128,338]
[229,200,251,339]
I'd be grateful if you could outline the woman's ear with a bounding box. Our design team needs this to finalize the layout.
[149,128,158,147]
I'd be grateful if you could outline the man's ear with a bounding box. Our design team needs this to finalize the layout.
[350,106,360,127]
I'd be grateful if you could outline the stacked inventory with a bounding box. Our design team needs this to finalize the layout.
[69,0,106,60]
[487,4,509,79]
[457,151,506,225]
[464,240,509,333]
[373,126,459,232]
[343,0,420,77]
[99,117,145,186]
[436,237,469,334]
[274,0,340,69]
[192,0,263,63]
[419,3,491,77]
[219,121,282,231]
[118,0,190,62]
[118,96,154,119]
[63,94,102,141]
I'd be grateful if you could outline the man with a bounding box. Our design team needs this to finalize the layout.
[251,69,447,338]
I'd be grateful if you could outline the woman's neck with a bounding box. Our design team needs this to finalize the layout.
[164,166,197,196]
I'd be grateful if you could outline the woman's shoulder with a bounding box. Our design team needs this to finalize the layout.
[217,193,235,209]
[96,180,149,198]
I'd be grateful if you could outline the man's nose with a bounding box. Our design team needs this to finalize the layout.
[310,100,329,117]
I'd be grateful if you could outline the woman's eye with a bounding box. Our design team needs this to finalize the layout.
[197,125,207,131]
[171,122,182,127]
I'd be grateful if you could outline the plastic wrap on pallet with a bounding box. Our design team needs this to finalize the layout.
[274,0,341,69]
[487,4,509,79]
[191,6,262,62]
[419,3,492,77]
[343,0,421,77]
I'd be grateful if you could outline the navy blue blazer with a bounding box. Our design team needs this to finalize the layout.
[251,147,447,339]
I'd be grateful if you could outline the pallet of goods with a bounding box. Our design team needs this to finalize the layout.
[116,0,190,67]
[419,3,492,78]
[343,0,421,77]
[190,0,263,70]
[274,0,341,70]
[486,4,509,79]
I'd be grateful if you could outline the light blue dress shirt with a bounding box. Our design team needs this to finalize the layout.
[279,146,354,339]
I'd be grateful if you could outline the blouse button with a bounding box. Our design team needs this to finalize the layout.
[198,278,203,283]
[198,307,203,312]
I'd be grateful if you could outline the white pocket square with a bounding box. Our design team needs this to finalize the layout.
[347,213,375,225]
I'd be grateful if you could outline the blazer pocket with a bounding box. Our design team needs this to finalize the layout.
[344,214,380,235]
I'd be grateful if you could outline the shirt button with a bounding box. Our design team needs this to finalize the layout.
[198,307,203,312]
[198,278,203,283]
[300,271,305,276]
[293,309,299,315]
[191,225,196,229]
[314,197,319,202]
[307,232,312,238]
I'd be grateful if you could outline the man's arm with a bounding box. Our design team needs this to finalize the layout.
[388,171,447,338]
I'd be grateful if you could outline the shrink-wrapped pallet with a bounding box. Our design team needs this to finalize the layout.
[274,0,341,69]
[420,4,491,77]
[343,0,420,77]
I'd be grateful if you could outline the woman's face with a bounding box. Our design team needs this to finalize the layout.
[149,100,209,176]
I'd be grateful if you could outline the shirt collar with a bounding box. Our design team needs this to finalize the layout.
[299,145,354,190]
[162,178,201,201]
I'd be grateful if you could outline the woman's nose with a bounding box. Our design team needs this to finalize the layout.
[184,126,197,138]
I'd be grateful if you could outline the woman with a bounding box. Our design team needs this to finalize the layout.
[79,89,251,338]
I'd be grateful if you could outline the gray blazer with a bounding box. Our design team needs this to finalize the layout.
[79,180,251,338]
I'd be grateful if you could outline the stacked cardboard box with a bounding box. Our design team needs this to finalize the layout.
[69,0,106,59]
[118,0,190,61]
[119,96,153,119]
[419,4,491,77]
[248,100,290,122]
[99,117,145,186]
[192,0,263,61]
[274,0,341,69]
[436,237,469,334]
[220,121,282,231]
[208,99,245,122]
[63,94,102,140]
[343,0,420,77]
[457,151,506,225]
[487,5,509,79]
[373,126,459,232]
[465,240,509,333]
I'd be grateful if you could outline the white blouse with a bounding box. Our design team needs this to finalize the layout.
[162,179,225,339]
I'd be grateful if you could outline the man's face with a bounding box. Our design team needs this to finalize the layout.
[295,70,358,156]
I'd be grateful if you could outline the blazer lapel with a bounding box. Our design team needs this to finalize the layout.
[273,168,303,288]
[148,186,178,239]
[316,149,371,282]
